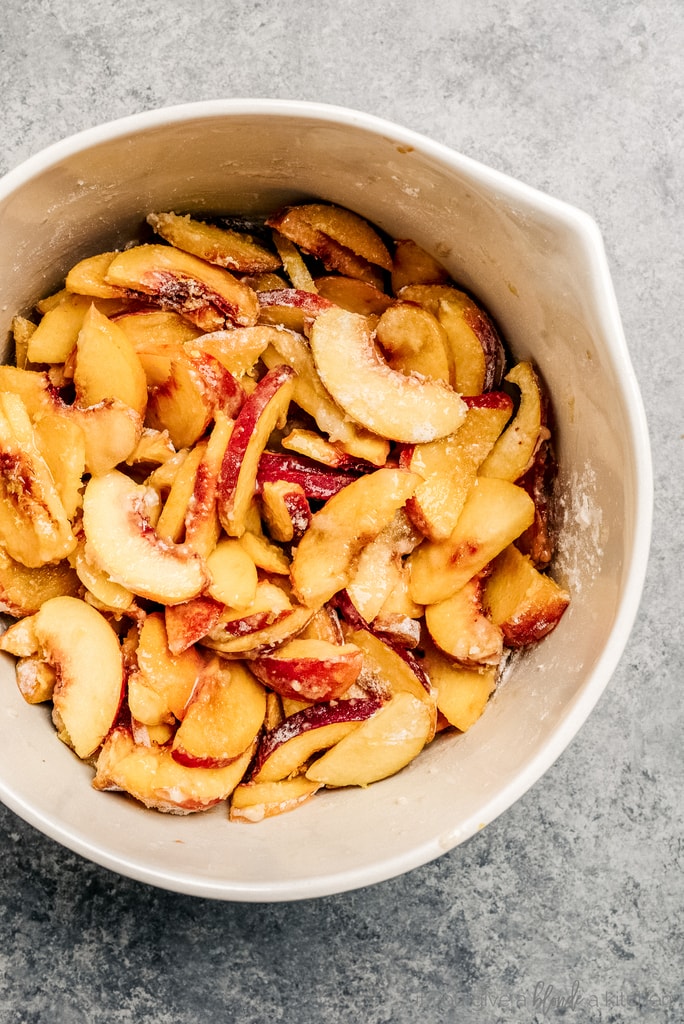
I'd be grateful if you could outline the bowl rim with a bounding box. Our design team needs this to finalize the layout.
[0,99,654,900]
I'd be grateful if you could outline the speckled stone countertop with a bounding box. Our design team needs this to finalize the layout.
[0,2,681,1022]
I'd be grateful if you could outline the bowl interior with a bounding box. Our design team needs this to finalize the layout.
[0,102,651,900]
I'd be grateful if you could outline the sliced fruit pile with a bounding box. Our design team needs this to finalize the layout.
[0,202,569,821]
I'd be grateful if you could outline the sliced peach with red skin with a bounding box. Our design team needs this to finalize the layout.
[172,660,267,768]
[290,467,421,609]
[230,776,320,822]
[515,438,558,570]
[93,726,256,813]
[399,393,514,541]
[184,325,284,378]
[257,287,333,333]
[266,204,392,286]
[425,577,504,667]
[408,476,536,605]
[306,691,433,787]
[257,451,363,502]
[309,307,467,443]
[217,363,295,537]
[346,509,421,623]
[104,244,259,331]
[202,604,314,658]
[251,638,363,702]
[342,625,433,708]
[165,594,224,656]
[82,469,208,605]
[483,543,570,646]
[0,392,76,568]
[146,351,244,451]
[32,596,125,759]
[147,212,281,273]
[250,696,383,784]
[260,479,311,543]
[398,283,506,394]
[421,638,498,732]
[479,361,548,483]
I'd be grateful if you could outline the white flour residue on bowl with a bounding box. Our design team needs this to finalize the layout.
[553,461,605,594]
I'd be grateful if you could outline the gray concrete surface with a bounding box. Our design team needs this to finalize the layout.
[0,1,681,1021]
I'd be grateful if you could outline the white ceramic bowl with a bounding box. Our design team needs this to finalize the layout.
[0,100,652,901]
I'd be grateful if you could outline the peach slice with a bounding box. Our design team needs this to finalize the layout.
[479,361,547,482]
[342,625,433,706]
[155,444,206,543]
[266,204,392,285]
[346,509,421,623]
[172,660,267,768]
[33,412,86,521]
[202,578,292,641]
[260,479,311,543]
[257,287,333,333]
[15,657,57,705]
[260,330,389,464]
[390,239,451,293]
[229,776,320,822]
[32,596,124,758]
[408,477,536,605]
[217,364,295,537]
[72,304,148,417]
[65,251,129,299]
[483,543,570,646]
[398,284,506,394]
[251,638,363,702]
[147,212,281,273]
[421,639,497,732]
[202,604,314,658]
[314,275,392,316]
[206,537,259,609]
[280,428,371,471]
[134,611,204,718]
[116,309,202,386]
[309,307,466,443]
[11,315,36,369]
[0,392,76,567]
[250,697,382,783]
[425,577,504,667]
[184,326,283,378]
[400,393,514,541]
[257,451,363,501]
[127,672,175,729]
[0,548,80,617]
[164,594,224,656]
[515,438,557,570]
[183,411,234,558]
[290,467,421,608]
[67,399,143,476]
[375,301,451,383]
[27,293,129,365]
[104,244,259,330]
[271,231,318,292]
[82,470,208,604]
[69,538,135,612]
[238,526,291,576]
[93,726,255,813]
[146,350,244,451]
[306,691,433,787]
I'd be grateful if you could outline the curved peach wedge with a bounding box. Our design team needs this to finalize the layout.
[93,726,255,813]
[251,638,363,702]
[309,307,467,443]
[290,467,421,608]
[147,212,281,274]
[104,244,259,331]
[32,596,124,759]
[82,470,208,605]
[306,691,433,787]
